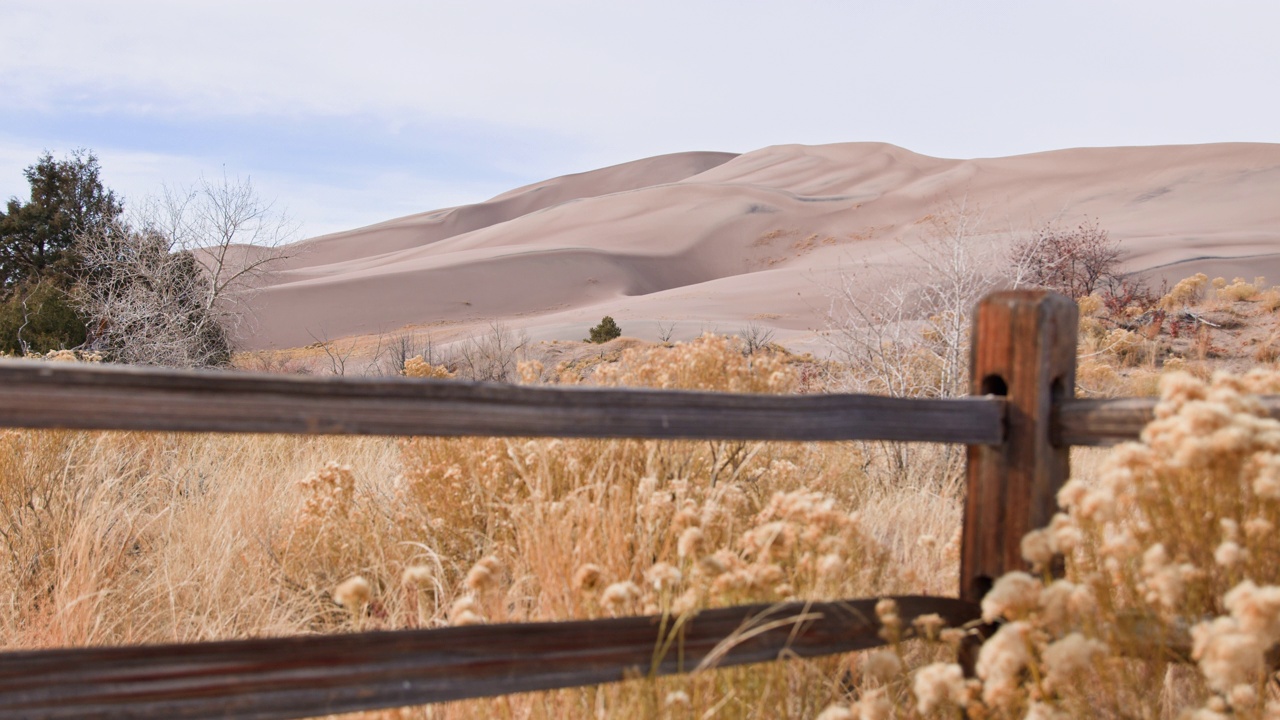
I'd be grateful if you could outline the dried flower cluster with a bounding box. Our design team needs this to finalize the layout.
[7,283,1277,718]
[975,369,1280,717]
[403,355,454,379]
[588,333,798,394]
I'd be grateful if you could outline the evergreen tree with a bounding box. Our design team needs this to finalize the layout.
[0,150,122,353]
[586,316,622,343]
[1,150,122,290]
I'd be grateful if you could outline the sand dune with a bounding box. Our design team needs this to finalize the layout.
[243,142,1280,350]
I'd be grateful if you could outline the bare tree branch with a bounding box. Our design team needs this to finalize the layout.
[72,175,294,367]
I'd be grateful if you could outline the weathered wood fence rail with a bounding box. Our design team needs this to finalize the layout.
[0,290,1276,719]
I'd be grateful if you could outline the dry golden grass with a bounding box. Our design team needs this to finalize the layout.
[3,277,1280,718]
[0,336,960,718]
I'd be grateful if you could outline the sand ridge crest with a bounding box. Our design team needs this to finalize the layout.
[242,142,1280,350]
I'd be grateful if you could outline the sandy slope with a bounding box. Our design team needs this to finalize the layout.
[242,142,1280,351]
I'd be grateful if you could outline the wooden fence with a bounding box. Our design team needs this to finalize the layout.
[0,290,1276,719]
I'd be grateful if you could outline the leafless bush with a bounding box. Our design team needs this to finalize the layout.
[379,331,438,376]
[449,323,530,383]
[309,330,358,376]
[825,204,997,400]
[656,321,677,344]
[823,202,999,487]
[738,322,775,355]
[74,174,292,367]
[237,350,311,375]
[1007,218,1122,299]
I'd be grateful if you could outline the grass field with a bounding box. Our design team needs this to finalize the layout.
[3,278,1280,718]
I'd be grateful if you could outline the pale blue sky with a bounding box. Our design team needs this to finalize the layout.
[3,1,1277,238]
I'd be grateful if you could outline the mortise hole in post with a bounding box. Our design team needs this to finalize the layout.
[967,575,994,604]
[980,374,1008,397]
[1050,375,1067,401]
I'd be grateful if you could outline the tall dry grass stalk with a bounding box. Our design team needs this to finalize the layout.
[3,281,1279,717]
[0,335,961,718]
[0,430,401,648]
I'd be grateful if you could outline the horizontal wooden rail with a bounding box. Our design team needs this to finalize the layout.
[1056,395,1280,446]
[0,596,980,720]
[0,360,1005,445]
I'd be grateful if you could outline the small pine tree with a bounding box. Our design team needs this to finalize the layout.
[585,316,621,344]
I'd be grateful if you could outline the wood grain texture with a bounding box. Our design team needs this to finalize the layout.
[0,360,1004,444]
[1057,396,1280,446]
[0,596,980,720]
[961,291,1078,603]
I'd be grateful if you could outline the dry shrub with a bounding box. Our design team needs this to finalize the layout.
[809,368,1280,719]
[1217,277,1261,303]
[1075,358,1123,398]
[0,430,402,646]
[402,355,453,379]
[387,335,960,715]
[1009,218,1122,299]
[281,464,377,591]
[1076,294,1103,320]
[447,322,531,382]
[1255,333,1280,365]
[26,324,1280,717]
[236,350,309,374]
[1161,272,1210,310]
[588,333,796,393]
[1027,369,1280,717]
[1259,288,1280,313]
[1103,328,1148,367]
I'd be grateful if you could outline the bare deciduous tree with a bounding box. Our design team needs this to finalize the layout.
[451,323,530,382]
[380,331,438,376]
[74,174,293,367]
[738,322,775,355]
[825,202,998,400]
[309,329,359,377]
[1007,218,1122,299]
[822,202,1000,488]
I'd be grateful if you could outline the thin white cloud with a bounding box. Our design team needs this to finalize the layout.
[3,0,1279,235]
[0,136,515,238]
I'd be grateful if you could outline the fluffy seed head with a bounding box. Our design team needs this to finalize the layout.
[912,662,967,714]
[333,575,371,611]
[601,581,641,612]
[814,705,854,720]
[976,621,1031,707]
[645,562,682,592]
[572,564,604,594]
[401,565,433,586]
[677,527,704,560]
[861,649,902,685]
[1041,633,1108,690]
[981,571,1040,622]
[465,555,502,592]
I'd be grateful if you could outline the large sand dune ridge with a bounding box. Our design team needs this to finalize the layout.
[243,142,1280,350]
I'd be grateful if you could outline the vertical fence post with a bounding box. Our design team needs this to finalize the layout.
[960,291,1078,605]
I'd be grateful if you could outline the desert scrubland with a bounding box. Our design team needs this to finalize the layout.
[243,142,1280,354]
[4,142,1280,718]
[4,271,1280,719]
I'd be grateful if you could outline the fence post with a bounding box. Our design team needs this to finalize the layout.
[960,291,1077,605]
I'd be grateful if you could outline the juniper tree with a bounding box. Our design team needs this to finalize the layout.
[586,316,621,343]
[0,150,122,353]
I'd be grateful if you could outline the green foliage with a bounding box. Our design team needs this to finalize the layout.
[585,316,622,344]
[0,150,122,290]
[0,281,87,354]
[0,150,121,353]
